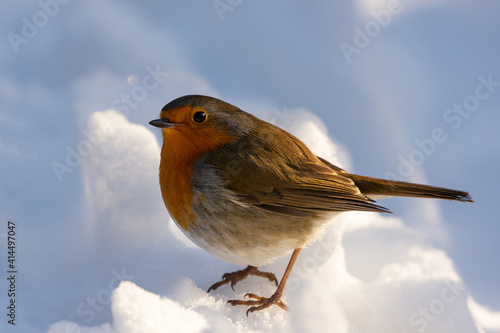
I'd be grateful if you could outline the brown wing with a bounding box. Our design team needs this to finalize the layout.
[234,162,391,217]
[204,124,391,217]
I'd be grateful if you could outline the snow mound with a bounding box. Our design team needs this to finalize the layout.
[43,109,500,333]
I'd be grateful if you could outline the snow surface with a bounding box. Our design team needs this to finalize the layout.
[1,1,500,333]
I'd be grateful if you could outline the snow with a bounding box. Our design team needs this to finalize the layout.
[1,1,500,333]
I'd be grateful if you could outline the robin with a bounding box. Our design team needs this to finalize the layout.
[149,95,472,315]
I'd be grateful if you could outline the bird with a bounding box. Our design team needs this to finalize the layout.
[149,94,473,315]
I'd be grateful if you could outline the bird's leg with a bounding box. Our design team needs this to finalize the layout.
[228,248,302,315]
[207,265,278,293]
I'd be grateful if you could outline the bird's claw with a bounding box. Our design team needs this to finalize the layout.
[207,266,278,293]
[228,291,287,316]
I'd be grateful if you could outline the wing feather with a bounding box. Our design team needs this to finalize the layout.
[204,126,391,217]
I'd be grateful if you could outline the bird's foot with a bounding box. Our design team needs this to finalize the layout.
[228,291,287,316]
[207,266,278,292]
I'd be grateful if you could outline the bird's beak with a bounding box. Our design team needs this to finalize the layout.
[149,118,177,128]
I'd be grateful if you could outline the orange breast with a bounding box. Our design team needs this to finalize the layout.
[158,116,237,230]
[160,176,195,230]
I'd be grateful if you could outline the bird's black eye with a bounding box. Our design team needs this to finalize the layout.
[193,111,207,123]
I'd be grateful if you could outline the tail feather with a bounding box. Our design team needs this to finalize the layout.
[346,174,473,203]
